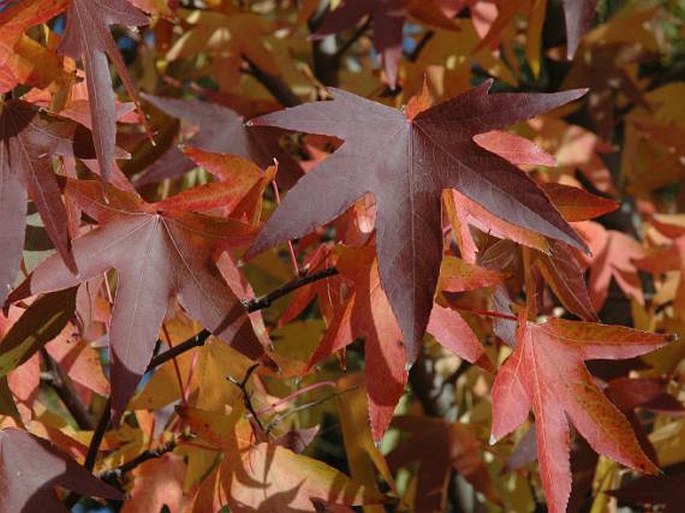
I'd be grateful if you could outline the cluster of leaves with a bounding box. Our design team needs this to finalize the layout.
[1,0,684,512]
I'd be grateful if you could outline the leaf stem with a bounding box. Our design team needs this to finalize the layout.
[272,178,301,276]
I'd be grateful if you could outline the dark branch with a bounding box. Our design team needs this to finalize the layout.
[66,266,339,507]
[333,17,371,61]
[98,439,177,486]
[405,30,434,62]
[228,363,265,437]
[242,55,302,107]
[40,350,95,430]
[149,329,212,369]
[244,266,339,312]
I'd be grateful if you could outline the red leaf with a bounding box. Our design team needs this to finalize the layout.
[575,221,645,310]
[542,182,619,222]
[535,240,597,320]
[139,94,301,188]
[474,130,556,167]
[247,81,587,362]
[8,180,268,422]
[388,416,497,512]
[563,0,599,59]
[608,470,685,513]
[491,316,671,513]
[0,427,122,513]
[0,100,95,304]
[57,0,149,182]
[308,246,493,439]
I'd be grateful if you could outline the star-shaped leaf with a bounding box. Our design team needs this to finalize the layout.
[491,316,672,513]
[246,81,587,362]
[8,180,268,421]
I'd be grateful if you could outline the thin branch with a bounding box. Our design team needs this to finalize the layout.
[98,439,177,486]
[332,17,371,61]
[242,55,302,107]
[244,266,339,312]
[228,363,265,437]
[405,30,434,62]
[64,328,211,508]
[149,329,211,369]
[40,350,95,430]
[84,399,111,472]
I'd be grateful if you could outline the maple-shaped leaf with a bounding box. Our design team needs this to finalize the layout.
[0,427,123,513]
[57,0,149,181]
[0,99,95,305]
[139,94,301,187]
[491,316,672,513]
[308,246,496,439]
[246,81,587,362]
[8,180,268,421]
[180,405,385,512]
